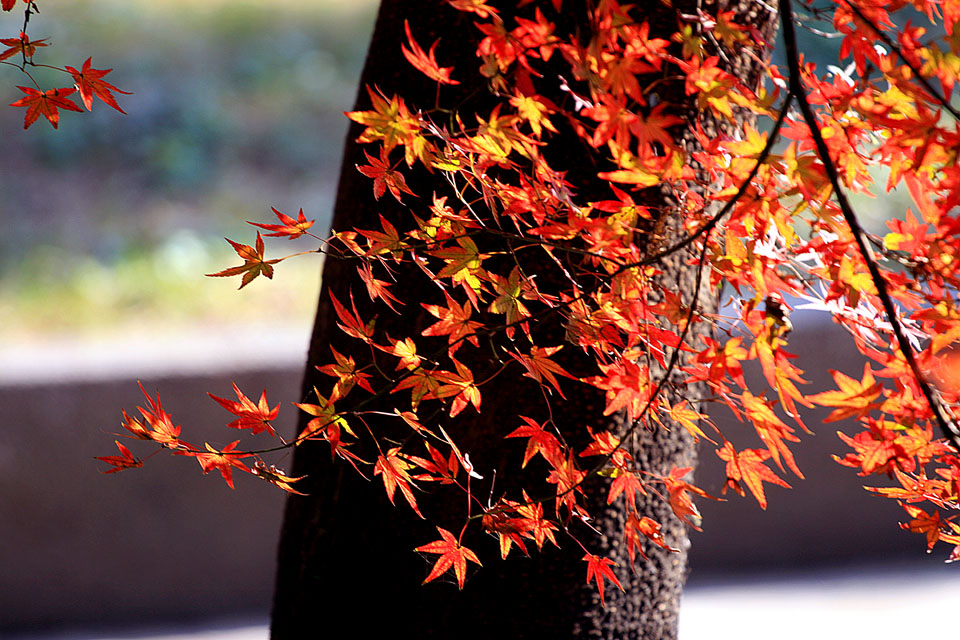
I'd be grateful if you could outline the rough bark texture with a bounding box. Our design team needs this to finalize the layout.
[271,2,777,638]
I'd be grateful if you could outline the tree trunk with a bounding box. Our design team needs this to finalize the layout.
[271,2,776,638]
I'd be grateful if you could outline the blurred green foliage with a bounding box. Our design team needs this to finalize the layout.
[0,0,377,339]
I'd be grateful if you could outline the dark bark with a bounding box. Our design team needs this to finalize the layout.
[271,2,776,638]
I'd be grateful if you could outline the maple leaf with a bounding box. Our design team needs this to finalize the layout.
[807,364,884,423]
[134,381,184,449]
[740,391,804,478]
[249,207,315,240]
[0,31,47,61]
[716,442,791,510]
[506,416,563,468]
[119,409,152,440]
[607,469,646,507]
[378,336,422,371]
[624,513,678,570]
[208,383,279,436]
[295,389,356,460]
[358,262,403,313]
[180,441,252,489]
[345,86,426,165]
[252,461,306,495]
[509,345,575,398]
[65,57,131,113]
[10,86,82,129]
[1,0,33,11]
[356,148,416,202]
[664,400,715,443]
[900,504,943,550]
[316,346,374,403]
[329,290,376,344]
[582,553,624,607]
[392,368,444,411]
[375,448,424,518]
[447,0,499,19]
[416,527,482,589]
[401,20,459,85]
[206,232,280,289]
[663,466,712,530]
[96,440,143,474]
[421,290,482,352]
[434,359,482,417]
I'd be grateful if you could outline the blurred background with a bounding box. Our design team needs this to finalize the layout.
[1,1,957,638]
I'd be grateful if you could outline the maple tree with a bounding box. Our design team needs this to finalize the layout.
[13,0,947,636]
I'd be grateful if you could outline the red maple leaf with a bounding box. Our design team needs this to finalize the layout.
[356,148,416,202]
[505,416,563,468]
[96,440,143,474]
[208,383,280,436]
[0,31,47,61]
[179,441,252,489]
[416,527,482,589]
[65,57,131,113]
[582,553,623,607]
[10,86,82,129]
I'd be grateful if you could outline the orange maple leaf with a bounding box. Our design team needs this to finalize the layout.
[251,461,306,495]
[624,513,678,569]
[663,466,712,530]
[208,383,279,436]
[807,364,884,423]
[1,0,28,12]
[716,442,791,510]
[10,86,82,129]
[401,20,459,85]
[375,448,424,518]
[294,389,356,461]
[206,232,280,289]
[329,291,376,344]
[316,346,374,403]
[134,381,184,449]
[900,504,943,550]
[416,527,482,589]
[249,207,315,239]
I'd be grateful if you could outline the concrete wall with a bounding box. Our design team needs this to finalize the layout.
[0,317,942,632]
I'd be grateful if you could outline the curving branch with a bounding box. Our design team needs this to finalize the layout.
[779,0,960,452]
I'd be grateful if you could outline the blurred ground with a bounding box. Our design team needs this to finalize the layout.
[9,565,960,639]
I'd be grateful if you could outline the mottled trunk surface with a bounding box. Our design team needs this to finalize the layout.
[271,2,776,638]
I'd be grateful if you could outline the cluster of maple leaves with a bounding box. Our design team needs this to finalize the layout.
[83,0,960,601]
[1,1,128,128]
